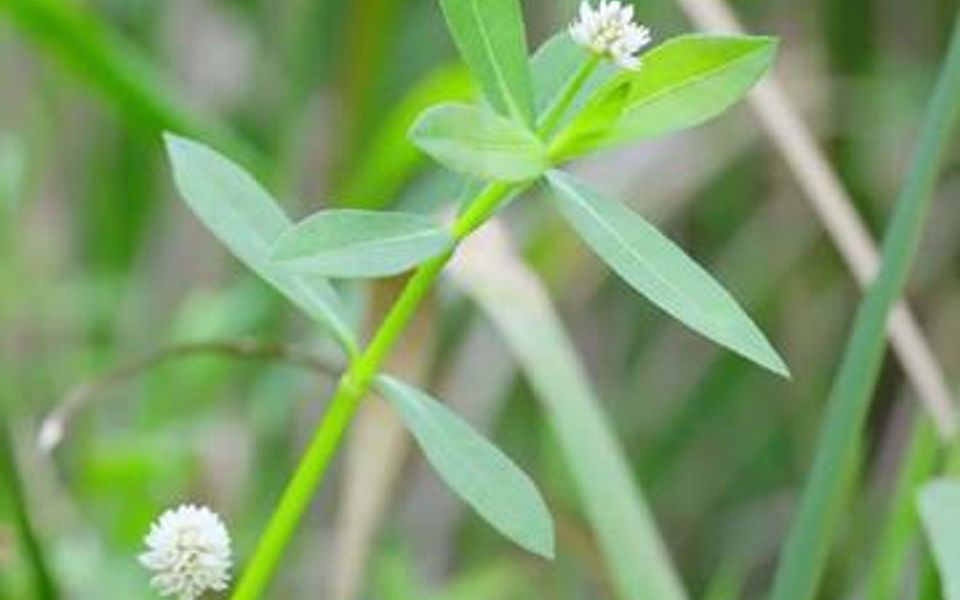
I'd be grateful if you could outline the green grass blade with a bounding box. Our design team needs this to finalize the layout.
[0,417,59,600]
[338,65,473,206]
[1,0,261,174]
[451,225,688,600]
[768,13,960,600]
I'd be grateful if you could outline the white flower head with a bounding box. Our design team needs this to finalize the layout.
[569,1,653,70]
[139,504,232,600]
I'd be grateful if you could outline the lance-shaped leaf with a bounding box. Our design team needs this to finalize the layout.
[375,375,554,559]
[410,103,548,181]
[438,0,535,127]
[164,134,356,351]
[918,479,960,600]
[546,170,788,377]
[553,35,777,158]
[271,209,453,278]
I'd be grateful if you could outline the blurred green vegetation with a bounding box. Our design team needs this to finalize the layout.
[1,0,958,599]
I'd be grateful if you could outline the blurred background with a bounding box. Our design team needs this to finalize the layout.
[1,0,958,598]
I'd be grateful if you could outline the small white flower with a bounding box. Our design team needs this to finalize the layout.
[569,1,653,70]
[139,504,232,600]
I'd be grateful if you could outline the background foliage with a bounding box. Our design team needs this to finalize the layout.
[1,0,958,598]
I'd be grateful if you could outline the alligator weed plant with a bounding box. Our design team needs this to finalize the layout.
[162,1,785,597]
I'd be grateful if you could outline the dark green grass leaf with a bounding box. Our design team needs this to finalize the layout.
[768,14,960,600]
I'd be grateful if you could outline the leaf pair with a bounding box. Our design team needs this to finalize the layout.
[164,135,357,353]
[409,8,787,376]
[410,34,778,182]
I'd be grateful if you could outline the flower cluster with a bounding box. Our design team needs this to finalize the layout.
[139,504,232,599]
[570,0,653,70]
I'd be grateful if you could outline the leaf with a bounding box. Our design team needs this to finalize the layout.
[545,170,788,377]
[531,32,617,128]
[271,209,453,278]
[375,375,554,559]
[449,222,688,600]
[918,479,960,600]
[553,35,777,158]
[437,0,535,127]
[410,103,548,181]
[163,134,356,352]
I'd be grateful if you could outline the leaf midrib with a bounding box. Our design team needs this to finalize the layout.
[553,174,720,330]
[468,0,529,127]
[621,42,768,117]
[279,227,450,263]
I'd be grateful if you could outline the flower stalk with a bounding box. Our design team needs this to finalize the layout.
[537,54,602,139]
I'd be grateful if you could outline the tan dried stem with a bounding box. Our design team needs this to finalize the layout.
[37,340,342,453]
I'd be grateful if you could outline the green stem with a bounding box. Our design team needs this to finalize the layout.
[229,181,517,600]
[537,54,601,140]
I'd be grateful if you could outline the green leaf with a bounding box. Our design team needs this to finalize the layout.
[410,103,548,181]
[553,35,777,158]
[531,32,617,128]
[545,170,788,377]
[375,375,554,559]
[450,225,688,600]
[271,209,453,278]
[918,479,960,600]
[437,0,535,127]
[163,134,356,353]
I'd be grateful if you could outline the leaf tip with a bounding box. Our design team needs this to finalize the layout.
[767,352,792,379]
[534,525,557,561]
